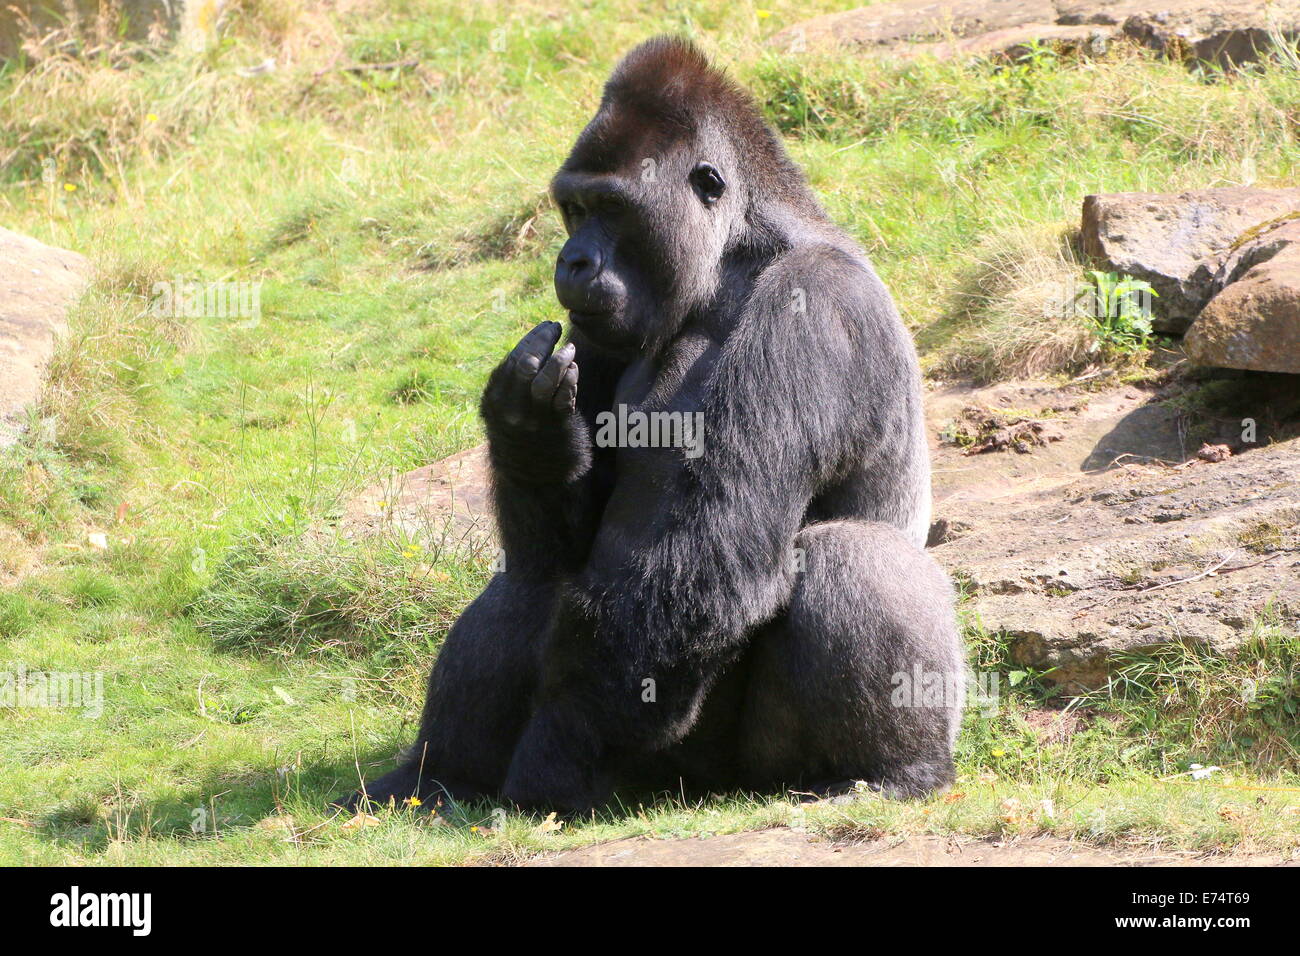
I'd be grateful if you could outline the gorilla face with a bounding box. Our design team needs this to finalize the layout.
[552,132,737,356]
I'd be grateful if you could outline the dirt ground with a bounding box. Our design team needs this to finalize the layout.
[529,826,1299,867]
[925,373,1299,691]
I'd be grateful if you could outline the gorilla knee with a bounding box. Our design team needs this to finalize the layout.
[793,521,960,666]
[774,520,965,791]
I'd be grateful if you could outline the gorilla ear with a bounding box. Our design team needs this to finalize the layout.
[689,163,726,205]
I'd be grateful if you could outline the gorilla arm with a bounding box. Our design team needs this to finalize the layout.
[480,321,623,578]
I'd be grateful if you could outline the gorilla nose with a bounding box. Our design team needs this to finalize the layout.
[555,239,604,303]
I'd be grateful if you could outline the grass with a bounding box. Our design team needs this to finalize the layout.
[1083,612,1300,774]
[0,0,1298,864]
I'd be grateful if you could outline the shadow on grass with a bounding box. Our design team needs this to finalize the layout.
[32,744,419,854]
[29,742,738,856]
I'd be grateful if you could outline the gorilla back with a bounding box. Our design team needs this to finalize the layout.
[340,37,962,813]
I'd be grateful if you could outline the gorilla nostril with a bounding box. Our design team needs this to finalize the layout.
[562,248,601,284]
[556,239,604,300]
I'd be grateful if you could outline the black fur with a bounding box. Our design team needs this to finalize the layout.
[340,37,962,813]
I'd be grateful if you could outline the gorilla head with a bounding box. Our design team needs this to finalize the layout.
[551,38,822,357]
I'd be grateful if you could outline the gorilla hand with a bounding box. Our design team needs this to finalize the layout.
[530,338,579,415]
[481,320,588,484]
[483,321,579,426]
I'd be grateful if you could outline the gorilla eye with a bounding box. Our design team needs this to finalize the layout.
[597,195,626,216]
[690,163,726,205]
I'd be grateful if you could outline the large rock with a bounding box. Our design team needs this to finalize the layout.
[770,0,1058,54]
[1184,218,1300,374]
[0,228,91,447]
[773,0,1300,67]
[1059,0,1300,66]
[943,438,1300,691]
[1081,189,1300,333]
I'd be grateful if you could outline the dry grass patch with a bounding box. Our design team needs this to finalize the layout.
[930,220,1107,382]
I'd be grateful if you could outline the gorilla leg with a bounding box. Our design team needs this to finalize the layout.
[738,520,964,798]
[340,573,552,808]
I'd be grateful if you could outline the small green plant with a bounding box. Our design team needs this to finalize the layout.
[1077,270,1157,351]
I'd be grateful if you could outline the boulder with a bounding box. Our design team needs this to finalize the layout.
[1080,188,1300,333]
[1059,0,1300,67]
[927,380,1300,694]
[773,0,1300,67]
[770,0,1057,55]
[1213,213,1300,289]
[0,228,91,447]
[1184,218,1300,374]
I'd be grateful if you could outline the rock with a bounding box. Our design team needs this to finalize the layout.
[927,517,957,546]
[1067,0,1300,67]
[530,829,1296,867]
[932,410,1300,693]
[774,0,1300,67]
[1195,443,1232,462]
[0,228,91,447]
[1184,219,1300,373]
[1214,216,1300,288]
[770,0,1058,55]
[1080,189,1300,333]
[337,444,497,553]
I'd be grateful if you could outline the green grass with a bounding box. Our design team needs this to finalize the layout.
[1,0,1298,864]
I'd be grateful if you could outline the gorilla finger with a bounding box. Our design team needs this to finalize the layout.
[552,361,579,413]
[509,321,562,379]
[531,343,576,404]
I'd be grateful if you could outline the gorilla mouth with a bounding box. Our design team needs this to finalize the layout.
[567,309,609,329]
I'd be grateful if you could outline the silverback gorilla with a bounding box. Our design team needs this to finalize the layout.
[342,37,963,813]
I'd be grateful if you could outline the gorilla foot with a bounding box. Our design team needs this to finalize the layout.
[500,772,605,816]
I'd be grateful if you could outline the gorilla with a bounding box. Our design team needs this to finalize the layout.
[342,37,963,813]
